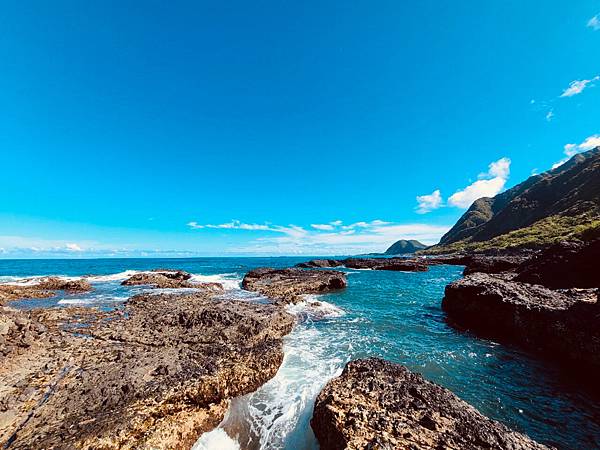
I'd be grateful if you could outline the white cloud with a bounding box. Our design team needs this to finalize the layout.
[66,243,83,252]
[311,223,335,231]
[588,15,600,30]
[415,189,443,214]
[560,76,599,97]
[552,134,600,169]
[546,110,554,122]
[448,157,511,209]
[187,221,204,229]
[185,218,450,254]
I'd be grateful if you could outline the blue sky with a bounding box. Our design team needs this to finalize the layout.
[1,1,599,257]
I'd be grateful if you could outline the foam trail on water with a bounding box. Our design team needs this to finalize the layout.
[192,428,240,450]
[206,295,347,450]
[190,273,241,291]
[86,270,141,282]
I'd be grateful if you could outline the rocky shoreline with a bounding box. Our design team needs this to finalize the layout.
[2,246,598,449]
[311,358,547,450]
[441,238,600,379]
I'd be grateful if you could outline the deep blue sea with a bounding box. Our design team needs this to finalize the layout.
[1,257,599,450]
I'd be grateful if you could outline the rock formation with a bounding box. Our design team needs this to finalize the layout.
[0,277,92,305]
[242,268,346,303]
[120,270,224,291]
[296,258,428,272]
[311,358,547,450]
[443,273,600,375]
[0,285,294,449]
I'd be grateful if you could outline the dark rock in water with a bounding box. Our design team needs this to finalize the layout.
[0,277,93,305]
[514,239,599,288]
[296,259,342,268]
[463,255,528,275]
[343,258,428,271]
[150,269,192,280]
[242,268,346,304]
[121,270,206,289]
[0,285,294,449]
[311,358,547,450]
[296,257,429,272]
[443,273,600,374]
[384,239,428,254]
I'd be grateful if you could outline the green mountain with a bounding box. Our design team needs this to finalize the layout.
[425,147,600,254]
[384,240,427,254]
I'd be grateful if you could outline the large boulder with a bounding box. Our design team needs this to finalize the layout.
[0,277,92,305]
[121,270,207,289]
[0,286,294,449]
[443,273,600,374]
[242,268,346,304]
[311,358,547,450]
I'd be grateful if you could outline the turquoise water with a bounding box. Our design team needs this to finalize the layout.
[2,258,599,449]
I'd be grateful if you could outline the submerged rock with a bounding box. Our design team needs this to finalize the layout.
[443,273,600,374]
[311,358,547,450]
[0,285,294,449]
[242,268,347,304]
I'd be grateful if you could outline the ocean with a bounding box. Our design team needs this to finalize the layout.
[2,257,599,449]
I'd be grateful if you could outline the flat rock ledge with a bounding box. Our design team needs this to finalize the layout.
[120,270,224,292]
[242,268,347,304]
[443,273,600,375]
[311,358,548,450]
[0,277,92,305]
[297,258,428,272]
[0,285,294,449]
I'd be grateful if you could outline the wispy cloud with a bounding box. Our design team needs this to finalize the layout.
[415,189,443,214]
[552,134,600,169]
[447,157,511,209]
[545,109,554,122]
[311,223,334,231]
[66,243,83,252]
[187,219,450,254]
[560,76,599,97]
[588,15,600,30]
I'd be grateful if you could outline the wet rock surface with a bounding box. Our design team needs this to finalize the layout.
[0,285,294,449]
[0,277,92,305]
[242,268,347,304]
[297,258,429,272]
[311,358,547,450]
[120,269,223,291]
[443,272,600,375]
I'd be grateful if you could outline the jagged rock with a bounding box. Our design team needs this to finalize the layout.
[121,270,199,289]
[296,259,342,268]
[311,358,547,450]
[514,239,599,288]
[0,287,294,449]
[36,277,93,292]
[0,277,92,305]
[443,273,600,374]
[296,258,429,272]
[242,268,346,304]
[150,269,193,280]
[462,255,528,275]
